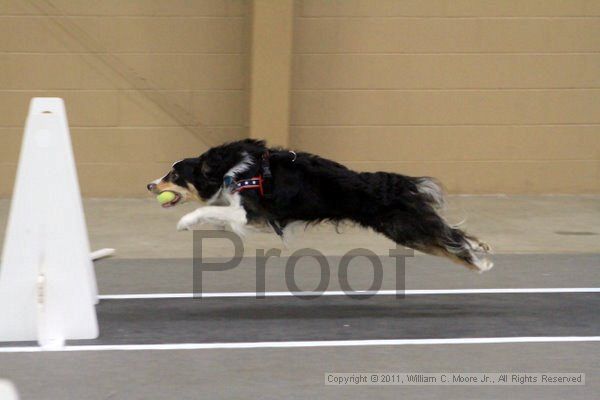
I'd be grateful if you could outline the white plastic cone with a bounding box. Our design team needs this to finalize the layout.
[0,98,98,347]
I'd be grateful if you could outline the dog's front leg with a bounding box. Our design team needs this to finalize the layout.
[177,205,247,235]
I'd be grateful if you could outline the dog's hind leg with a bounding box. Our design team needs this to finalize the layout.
[417,235,493,272]
[374,209,493,272]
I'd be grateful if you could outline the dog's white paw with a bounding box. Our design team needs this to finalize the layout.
[177,214,199,231]
[474,257,494,273]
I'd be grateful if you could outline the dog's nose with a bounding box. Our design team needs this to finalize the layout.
[147,183,157,192]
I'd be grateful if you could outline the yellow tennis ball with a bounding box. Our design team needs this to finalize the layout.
[157,191,176,205]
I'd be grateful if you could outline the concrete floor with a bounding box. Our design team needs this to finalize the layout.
[0,196,599,400]
[2,343,598,400]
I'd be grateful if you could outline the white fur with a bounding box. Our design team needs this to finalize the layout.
[472,257,494,273]
[206,187,227,205]
[465,238,494,272]
[467,238,492,253]
[177,192,247,235]
[224,151,253,180]
[416,178,445,209]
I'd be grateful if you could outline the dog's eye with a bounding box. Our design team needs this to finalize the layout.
[171,171,179,181]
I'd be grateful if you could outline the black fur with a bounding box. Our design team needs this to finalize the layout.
[170,139,491,270]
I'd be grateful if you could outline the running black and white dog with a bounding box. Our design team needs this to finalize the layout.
[147,139,492,271]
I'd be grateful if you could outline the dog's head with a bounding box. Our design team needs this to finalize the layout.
[147,139,265,207]
[146,158,202,207]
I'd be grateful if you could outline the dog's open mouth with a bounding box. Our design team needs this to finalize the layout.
[161,192,182,208]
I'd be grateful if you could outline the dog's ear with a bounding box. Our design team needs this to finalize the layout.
[193,160,223,187]
[194,159,210,177]
[194,149,230,183]
[194,155,216,177]
[200,161,210,176]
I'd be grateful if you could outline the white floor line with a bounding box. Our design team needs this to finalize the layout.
[98,287,600,300]
[1,336,599,353]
